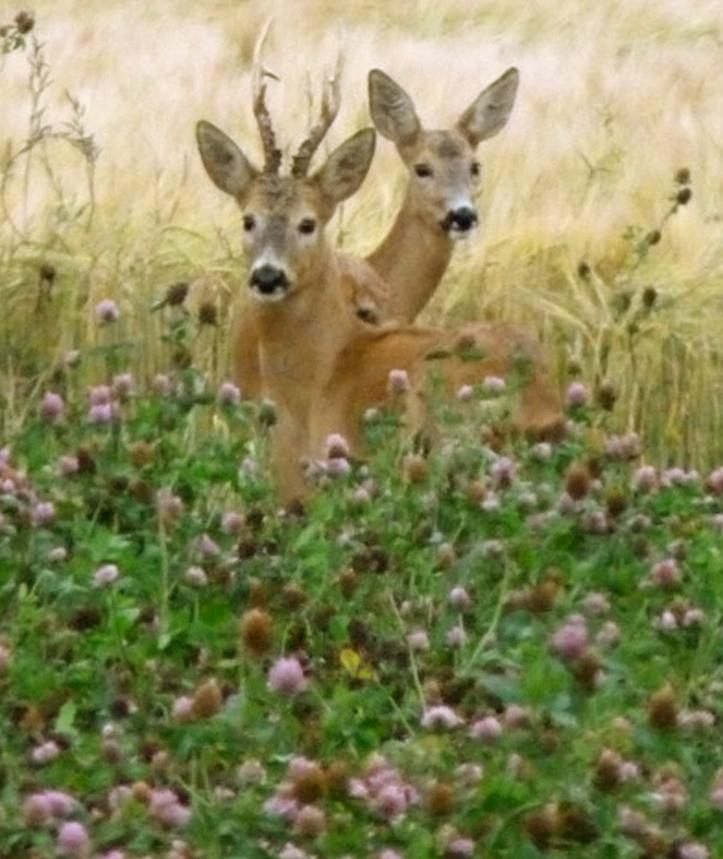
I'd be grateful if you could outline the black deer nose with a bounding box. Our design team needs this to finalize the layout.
[448,207,478,232]
[250,264,289,294]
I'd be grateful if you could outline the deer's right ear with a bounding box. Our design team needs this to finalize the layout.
[368,69,421,146]
[196,121,258,198]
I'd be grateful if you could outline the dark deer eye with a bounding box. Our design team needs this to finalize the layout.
[243,214,256,232]
[471,162,481,177]
[414,163,433,178]
[298,218,317,235]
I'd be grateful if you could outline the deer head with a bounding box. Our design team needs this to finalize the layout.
[368,67,519,239]
[196,31,376,303]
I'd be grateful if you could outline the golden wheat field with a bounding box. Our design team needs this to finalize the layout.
[2,0,723,465]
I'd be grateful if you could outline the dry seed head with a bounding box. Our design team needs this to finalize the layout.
[132,780,152,804]
[165,282,189,307]
[605,488,628,517]
[466,480,487,504]
[130,479,153,504]
[324,760,349,795]
[283,583,306,609]
[172,346,192,369]
[198,301,218,326]
[593,749,622,792]
[240,608,273,656]
[555,802,597,844]
[15,10,34,33]
[675,167,691,185]
[76,448,97,475]
[426,782,456,816]
[39,263,56,283]
[291,765,328,804]
[572,650,603,693]
[525,578,562,614]
[565,463,591,500]
[191,678,223,719]
[648,684,678,730]
[675,187,692,206]
[403,453,428,483]
[524,806,557,849]
[130,441,155,468]
[596,382,617,411]
[642,286,658,309]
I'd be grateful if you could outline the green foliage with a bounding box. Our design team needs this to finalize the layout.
[1,346,722,857]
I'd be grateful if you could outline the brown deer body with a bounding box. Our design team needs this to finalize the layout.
[197,107,562,502]
[233,66,519,399]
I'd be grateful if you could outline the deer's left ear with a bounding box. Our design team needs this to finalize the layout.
[456,68,519,146]
[315,128,377,207]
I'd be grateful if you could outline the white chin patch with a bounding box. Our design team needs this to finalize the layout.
[250,286,291,303]
[448,225,479,243]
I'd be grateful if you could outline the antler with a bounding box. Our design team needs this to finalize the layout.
[252,19,282,175]
[291,52,343,178]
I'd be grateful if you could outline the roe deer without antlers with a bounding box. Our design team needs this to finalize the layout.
[197,108,563,504]
[232,40,518,399]
[366,66,518,323]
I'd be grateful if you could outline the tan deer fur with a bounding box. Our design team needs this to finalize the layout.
[233,66,519,400]
[196,118,563,503]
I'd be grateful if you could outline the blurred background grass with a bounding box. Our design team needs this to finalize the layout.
[2,0,722,466]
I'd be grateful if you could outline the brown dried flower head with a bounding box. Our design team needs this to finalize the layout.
[191,678,223,719]
[291,765,328,804]
[240,608,273,656]
[648,684,678,730]
[565,463,591,500]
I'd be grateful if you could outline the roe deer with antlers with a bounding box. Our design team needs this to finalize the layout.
[232,38,518,399]
[197,91,562,504]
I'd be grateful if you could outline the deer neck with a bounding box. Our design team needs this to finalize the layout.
[251,251,360,417]
[366,184,454,323]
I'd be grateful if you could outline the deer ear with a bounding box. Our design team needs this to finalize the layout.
[456,68,519,146]
[196,120,258,198]
[315,128,376,207]
[368,69,421,146]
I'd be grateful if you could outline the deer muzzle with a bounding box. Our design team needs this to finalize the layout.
[249,263,291,301]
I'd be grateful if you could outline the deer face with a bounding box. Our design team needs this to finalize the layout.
[196,123,376,302]
[368,67,519,239]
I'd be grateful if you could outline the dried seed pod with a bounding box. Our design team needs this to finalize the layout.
[291,765,327,804]
[165,281,189,306]
[426,782,455,816]
[674,167,691,185]
[403,453,428,483]
[198,301,218,326]
[648,684,677,730]
[565,463,591,500]
[240,608,273,656]
[15,10,35,33]
[642,286,658,309]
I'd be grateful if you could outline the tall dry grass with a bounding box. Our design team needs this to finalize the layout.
[2,0,722,465]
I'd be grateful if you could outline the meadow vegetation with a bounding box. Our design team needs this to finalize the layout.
[1,0,723,463]
[1,3,723,858]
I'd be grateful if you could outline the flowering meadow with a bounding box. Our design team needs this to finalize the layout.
[2,5,723,859]
[1,286,723,859]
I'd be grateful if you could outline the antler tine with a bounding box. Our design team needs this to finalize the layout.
[252,18,282,174]
[291,51,344,178]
